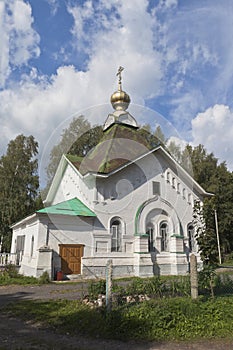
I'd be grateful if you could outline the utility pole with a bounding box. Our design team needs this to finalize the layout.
[214,209,222,265]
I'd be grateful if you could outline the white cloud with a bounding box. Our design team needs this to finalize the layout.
[68,0,162,104]
[192,104,233,170]
[68,0,94,52]
[167,136,187,151]
[0,65,113,157]
[0,0,165,184]
[0,2,10,87]
[0,0,40,87]
[169,90,205,138]
[46,0,59,16]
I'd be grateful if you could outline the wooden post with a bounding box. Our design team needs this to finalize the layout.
[190,254,198,299]
[214,210,222,265]
[106,259,113,312]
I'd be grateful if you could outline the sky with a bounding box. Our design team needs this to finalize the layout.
[0,0,233,185]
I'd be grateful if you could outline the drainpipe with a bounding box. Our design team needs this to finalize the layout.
[46,223,50,246]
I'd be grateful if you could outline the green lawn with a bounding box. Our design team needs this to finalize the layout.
[5,296,233,342]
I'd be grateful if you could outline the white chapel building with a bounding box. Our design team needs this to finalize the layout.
[10,69,211,279]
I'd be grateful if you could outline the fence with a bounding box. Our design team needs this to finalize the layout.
[86,266,233,305]
[0,253,17,266]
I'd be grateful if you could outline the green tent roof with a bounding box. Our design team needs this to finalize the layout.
[66,123,161,175]
[37,197,96,217]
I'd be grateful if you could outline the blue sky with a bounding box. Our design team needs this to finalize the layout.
[0,0,233,180]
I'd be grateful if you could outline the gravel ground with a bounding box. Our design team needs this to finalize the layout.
[0,282,233,350]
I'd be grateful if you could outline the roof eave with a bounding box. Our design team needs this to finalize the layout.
[11,212,38,229]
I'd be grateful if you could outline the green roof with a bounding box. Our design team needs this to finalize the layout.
[37,198,96,217]
[66,123,161,175]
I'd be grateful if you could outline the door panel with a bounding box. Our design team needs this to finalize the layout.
[59,244,84,274]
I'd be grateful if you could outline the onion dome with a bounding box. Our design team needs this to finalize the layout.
[103,67,138,131]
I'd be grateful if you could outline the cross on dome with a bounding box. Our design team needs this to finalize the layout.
[103,67,138,131]
[110,66,131,111]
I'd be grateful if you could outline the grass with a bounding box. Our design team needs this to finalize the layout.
[0,266,50,285]
[5,296,233,342]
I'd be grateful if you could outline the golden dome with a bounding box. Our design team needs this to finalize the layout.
[110,90,130,111]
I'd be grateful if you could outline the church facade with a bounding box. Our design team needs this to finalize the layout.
[10,69,211,279]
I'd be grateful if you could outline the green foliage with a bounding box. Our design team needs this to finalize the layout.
[0,134,40,251]
[112,276,191,299]
[184,143,233,259]
[0,264,50,285]
[45,116,103,189]
[214,274,233,294]
[193,200,219,266]
[124,277,147,295]
[0,268,39,285]
[87,279,106,299]
[6,296,233,342]
[198,265,217,297]
[3,263,19,278]
[210,164,233,254]
[69,125,104,157]
[86,276,191,301]
[38,271,50,284]
[153,125,167,145]
[181,144,218,189]
[222,253,233,266]
[166,140,183,164]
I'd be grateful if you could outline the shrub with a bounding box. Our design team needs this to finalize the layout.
[4,264,19,278]
[125,277,147,295]
[38,271,50,284]
[88,279,106,299]
[214,273,233,295]
[198,265,216,296]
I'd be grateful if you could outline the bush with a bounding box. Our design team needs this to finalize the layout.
[3,264,19,278]
[88,279,106,299]
[38,271,50,284]
[214,273,233,295]
[0,265,41,285]
[124,277,147,295]
[198,265,216,296]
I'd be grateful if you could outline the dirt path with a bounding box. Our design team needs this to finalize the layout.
[0,282,233,350]
[0,281,88,307]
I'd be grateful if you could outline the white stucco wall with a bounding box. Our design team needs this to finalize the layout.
[51,163,94,209]
[11,215,40,276]
[90,151,200,247]
[10,147,205,278]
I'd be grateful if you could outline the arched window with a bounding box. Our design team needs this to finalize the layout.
[160,221,169,252]
[188,223,195,252]
[111,219,122,252]
[146,224,154,252]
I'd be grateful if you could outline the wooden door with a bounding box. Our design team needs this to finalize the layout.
[59,244,84,274]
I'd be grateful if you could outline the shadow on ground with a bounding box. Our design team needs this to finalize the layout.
[0,285,233,350]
